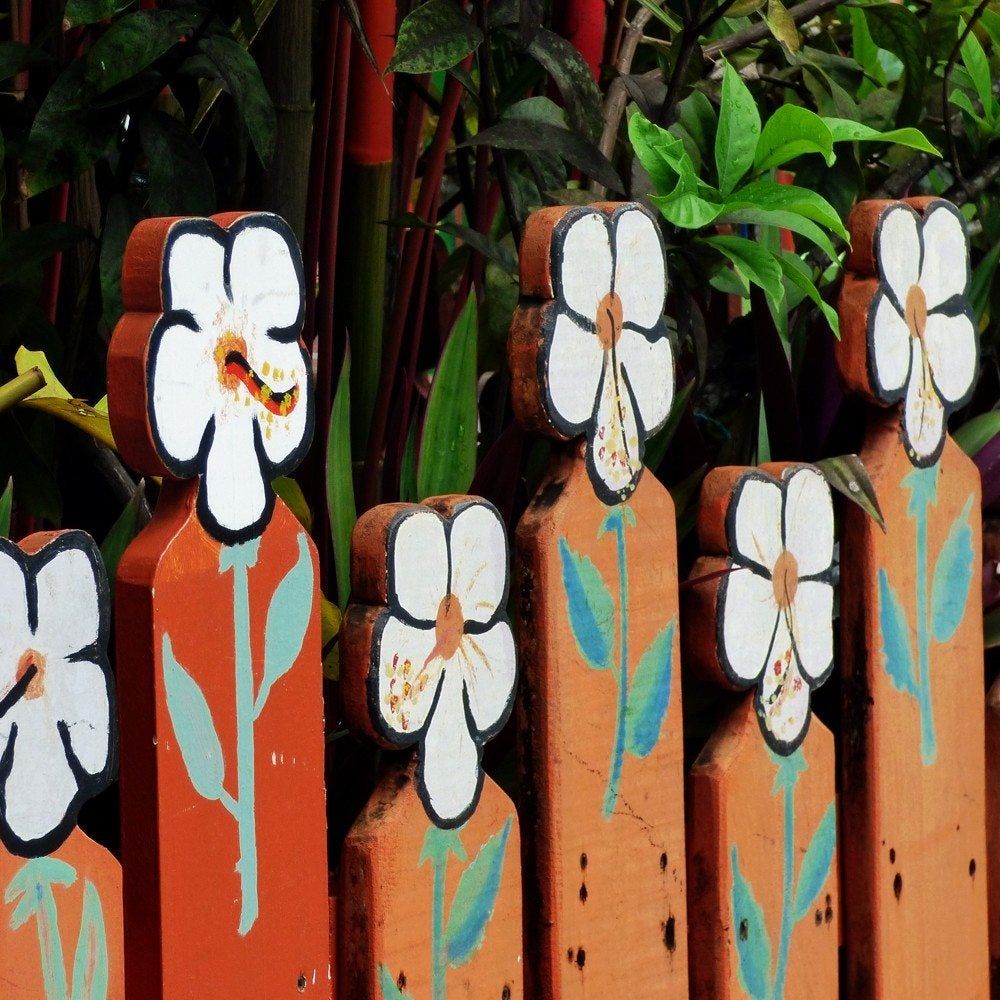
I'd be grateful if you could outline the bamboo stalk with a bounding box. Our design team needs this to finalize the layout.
[0,369,45,413]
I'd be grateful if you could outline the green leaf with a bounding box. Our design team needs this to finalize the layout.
[730,846,772,1000]
[0,41,31,82]
[0,478,11,538]
[725,178,849,243]
[377,964,413,1000]
[955,410,1000,457]
[814,454,884,529]
[931,495,974,644]
[791,802,836,922]
[644,378,694,472]
[776,252,840,336]
[139,111,215,217]
[0,224,88,287]
[754,105,834,172]
[63,0,123,28]
[162,634,226,801]
[629,111,694,193]
[718,205,839,264]
[985,605,1000,650]
[715,60,761,195]
[326,350,357,609]
[417,294,479,499]
[527,28,603,141]
[388,0,484,74]
[970,237,1000,323]
[877,569,917,697]
[272,477,312,532]
[823,117,940,156]
[704,235,785,317]
[958,17,993,112]
[100,481,146,593]
[445,819,512,966]
[863,4,929,126]
[765,0,800,51]
[625,621,675,758]
[70,881,109,1000]
[99,194,131,330]
[672,90,718,168]
[559,538,615,670]
[258,533,314,714]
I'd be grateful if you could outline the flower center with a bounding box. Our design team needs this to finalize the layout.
[430,593,465,662]
[15,649,46,700]
[596,291,624,351]
[772,550,799,610]
[214,332,249,393]
[904,284,928,341]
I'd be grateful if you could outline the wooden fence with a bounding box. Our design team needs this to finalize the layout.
[0,195,995,999]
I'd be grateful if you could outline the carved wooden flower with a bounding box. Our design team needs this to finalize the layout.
[345,497,517,828]
[868,201,977,467]
[511,203,674,505]
[0,532,114,856]
[145,214,313,543]
[717,466,835,753]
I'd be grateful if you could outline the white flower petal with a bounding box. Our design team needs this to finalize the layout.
[150,322,217,468]
[557,211,613,320]
[249,339,312,468]
[459,621,516,734]
[617,328,674,435]
[782,467,834,578]
[903,339,945,463]
[35,546,101,659]
[613,208,666,330]
[731,476,783,574]
[390,509,448,622]
[419,666,480,824]
[721,568,779,683]
[870,291,912,398]
[876,205,921,305]
[228,219,303,334]
[448,503,508,625]
[164,228,228,331]
[757,634,811,752]
[202,414,268,536]
[46,658,111,776]
[918,203,969,310]
[588,351,643,502]
[924,311,977,405]
[0,549,30,690]
[375,616,440,739]
[789,581,834,684]
[546,312,605,431]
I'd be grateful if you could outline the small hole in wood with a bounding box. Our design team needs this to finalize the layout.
[814,910,822,926]
[567,948,574,963]
[579,883,588,903]
[397,972,407,991]
[664,916,676,952]
[576,948,586,969]
[580,852,588,871]
[502,987,512,1000]
[893,873,902,899]
[969,858,977,877]
[739,918,749,941]
[889,848,896,864]
[659,852,668,871]
[297,975,307,992]
[825,904,833,924]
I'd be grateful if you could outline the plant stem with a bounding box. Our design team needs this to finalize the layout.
[915,496,937,765]
[603,509,630,818]
[0,368,45,413]
[432,850,447,1000]
[771,780,795,1000]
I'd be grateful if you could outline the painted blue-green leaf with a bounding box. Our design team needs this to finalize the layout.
[877,569,917,697]
[768,746,807,794]
[730,846,772,1000]
[902,462,939,518]
[378,964,413,1000]
[71,880,109,1000]
[258,532,314,714]
[624,620,674,757]
[559,538,615,670]
[419,824,467,867]
[162,633,226,801]
[5,857,76,929]
[791,802,836,923]
[444,818,512,967]
[931,495,975,644]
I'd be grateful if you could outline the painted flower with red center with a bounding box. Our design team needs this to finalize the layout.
[0,532,114,857]
[716,466,836,753]
[358,498,517,828]
[145,213,313,543]
[867,201,977,467]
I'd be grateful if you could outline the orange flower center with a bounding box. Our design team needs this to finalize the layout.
[427,593,465,664]
[772,550,799,610]
[16,649,46,700]
[905,284,928,341]
[596,291,624,351]
[214,332,249,392]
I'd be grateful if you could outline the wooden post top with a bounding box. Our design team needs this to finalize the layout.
[835,196,978,468]
[508,201,675,505]
[107,211,314,544]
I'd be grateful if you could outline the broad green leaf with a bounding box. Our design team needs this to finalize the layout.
[715,60,761,195]
[672,90,718,168]
[877,570,917,696]
[139,111,216,217]
[950,88,991,134]
[718,205,838,263]
[955,410,1000,457]
[863,4,929,126]
[559,538,615,671]
[754,105,834,172]
[791,803,837,921]
[0,225,88,287]
[814,454,884,528]
[629,111,693,194]
[633,0,682,31]
[100,194,131,329]
[389,0,484,74]
[320,595,341,681]
[100,482,146,592]
[765,0,800,51]
[650,184,724,229]
[727,0,766,15]
[730,846,771,1000]
[931,495,974,643]
[162,634,226,801]
[70,881,109,1000]
[643,379,695,472]
[377,964,413,1000]
[823,117,939,156]
[0,478,11,538]
[958,17,993,112]
[527,28,603,141]
[0,41,30,82]
[725,178,849,243]
[272,476,312,532]
[776,252,840,336]
[326,350,357,608]
[970,235,1000,323]
[417,294,478,498]
[704,235,785,317]
[445,819,512,966]
[63,0,123,27]
[624,621,675,758]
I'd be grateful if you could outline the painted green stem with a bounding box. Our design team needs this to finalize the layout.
[914,501,937,765]
[34,878,69,999]
[603,509,630,818]
[771,782,795,1000]
[431,851,447,1000]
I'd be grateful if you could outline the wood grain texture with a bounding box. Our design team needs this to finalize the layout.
[687,696,838,1000]
[338,764,522,1000]
[115,483,331,997]
[514,446,687,999]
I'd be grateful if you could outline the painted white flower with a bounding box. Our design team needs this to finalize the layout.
[0,532,114,856]
[148,213,313,543]
[542,204,674,504]
[868,200,977,467]
[370,499,517,827]
[717,466,835,753]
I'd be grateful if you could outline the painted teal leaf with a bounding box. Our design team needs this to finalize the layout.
[559,538,615,670]
[791,802,836,922]
[444,818,512,967]
[624,621,674,758]
[5,858,77,929]
[877,570,917,697]
[162,634,226,801]
[419,825,467,867]
[71,880,109,1000]
[931,495,975,644]
[730,846,772,1000]
[258,533,314,714]
[768,746,807,794]
[902,463,939,518]
[378,964,413,1000]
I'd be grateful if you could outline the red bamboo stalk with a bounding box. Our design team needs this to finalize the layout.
[41,182,70,325]
[558,0,606,78]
